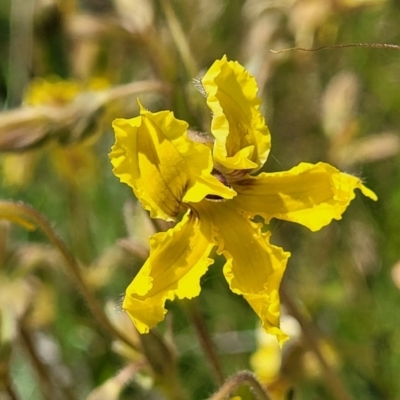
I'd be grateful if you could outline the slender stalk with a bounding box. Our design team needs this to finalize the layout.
[184,300,225,386]
[0,201,137,350]
[7,0,34,106]
[208,370,272,400]
[159,0,197,78]
[103,80,169,103]
[281,287,354,400]
[1,201,189,400]
[138,329,188,400]
[18,324,75,400]
[270,42,400,54]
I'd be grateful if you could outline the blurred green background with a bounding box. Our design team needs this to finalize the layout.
[1,0,400,399]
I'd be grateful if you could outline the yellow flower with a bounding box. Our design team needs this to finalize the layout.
[250,316,301,399]
[1,76,109,189]
[110,56,377,344]
[23,76,109,106]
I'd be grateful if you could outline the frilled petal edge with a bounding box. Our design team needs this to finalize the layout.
[110,102,235,221]
[122,211,216,333]
[193,201,290,345]
[202,55,271,173]
[232,162,377,232]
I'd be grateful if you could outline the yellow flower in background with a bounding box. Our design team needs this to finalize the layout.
[250,315,301,399]
[110,55,377,344]
[24,76,109,106]
[1,76,109,189]
[1,152,39,188]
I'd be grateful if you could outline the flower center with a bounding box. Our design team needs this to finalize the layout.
[206,168,231,201]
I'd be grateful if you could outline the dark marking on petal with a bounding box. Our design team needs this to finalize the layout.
[205,168,231,201]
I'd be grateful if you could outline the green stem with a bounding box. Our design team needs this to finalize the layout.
[184,300,225,386]
[208,370,272,400]
[0,201,137,350]
[159,0,198,79]
[19,324,76,400]
[281,286,354,400]
[138,329,188,400]
[103,80,169,104]
[7,0,34,106]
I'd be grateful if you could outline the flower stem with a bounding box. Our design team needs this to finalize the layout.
[281,286,354,400]
[159,0,197,78]
[184,299,225,386]
[104,80,169,104]
[208,370,272,400]
[18,323,76,400]
[0,201,137,350]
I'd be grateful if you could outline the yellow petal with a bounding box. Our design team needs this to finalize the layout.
[122,211,215,333]
[110,101,235,221]
[202,55,271,172]
[194,201,290,345]
[232,162,377,232]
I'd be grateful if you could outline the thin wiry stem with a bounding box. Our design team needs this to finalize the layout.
[270,42,400,54]
[103,80,169,103]
[281,286,354,400]
[18,324,76,400]
[7,0,34,106]
[208,370,272,400]
[0,201,137,350]
[1,201,189,400]
[159,0,198,78]
[184,300,225,386]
